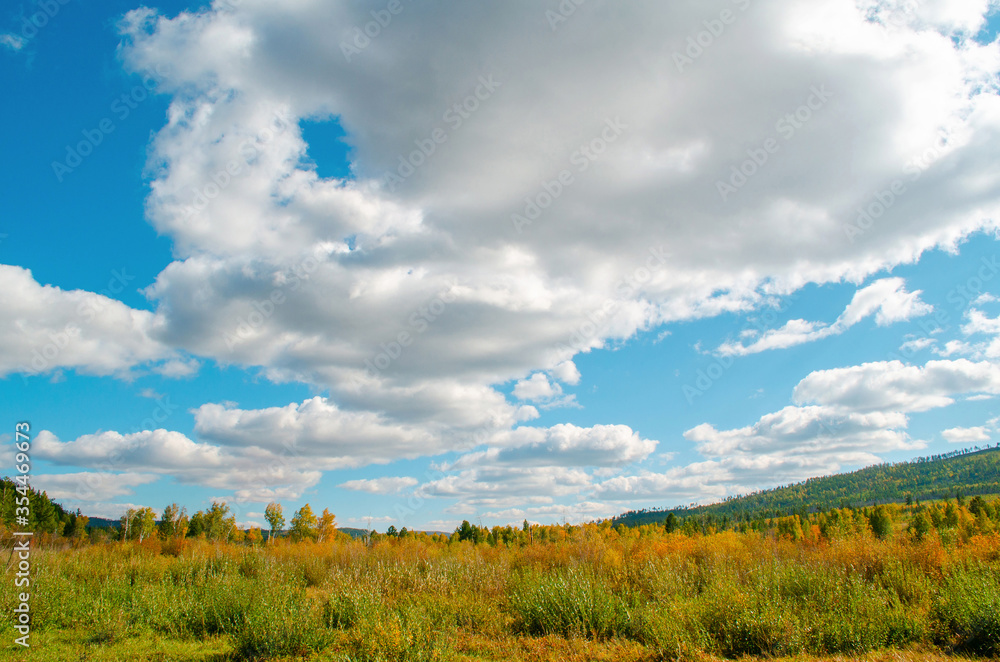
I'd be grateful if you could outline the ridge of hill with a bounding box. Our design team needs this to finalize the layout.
[613,445,1000,527]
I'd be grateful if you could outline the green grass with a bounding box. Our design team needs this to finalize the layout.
[3,535,1000,661]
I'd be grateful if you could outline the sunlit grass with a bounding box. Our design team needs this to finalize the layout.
[2,527,999,660]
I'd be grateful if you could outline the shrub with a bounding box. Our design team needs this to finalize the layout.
[509,566,633,639]
[932,564,1000,656]
[231,592,330,660]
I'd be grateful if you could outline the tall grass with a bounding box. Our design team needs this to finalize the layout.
[3,530,1000,659]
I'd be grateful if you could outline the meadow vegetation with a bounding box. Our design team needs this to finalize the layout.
[2,496,1000,661]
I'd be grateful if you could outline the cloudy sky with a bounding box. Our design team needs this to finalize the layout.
[3,0,1000,531]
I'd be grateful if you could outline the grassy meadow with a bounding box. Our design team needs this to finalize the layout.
[3,499,1000,662]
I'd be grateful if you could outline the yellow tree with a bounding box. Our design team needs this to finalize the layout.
[289,503,318,541]
[247,526,263,545]
[264,502,284,543]
[133,507,157,542]
[317,508,337,542]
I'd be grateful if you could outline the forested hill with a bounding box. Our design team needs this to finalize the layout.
[613,445,1000,527]
[0,476,88,535]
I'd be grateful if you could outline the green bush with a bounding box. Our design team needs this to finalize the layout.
[509,567,633,639]
[932,564,1000,656]
[231,592,330,660]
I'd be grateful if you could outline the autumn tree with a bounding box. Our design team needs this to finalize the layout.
[70,512,89,539]
[289,503,318,541]
[187,511,206,538]
[317,508,337,542]
[264,502,285,543]
[204,501,236,542]
[159,503,188,539]
[121,507,157,542]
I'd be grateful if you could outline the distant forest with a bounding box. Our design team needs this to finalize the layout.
[613,445,1000,528]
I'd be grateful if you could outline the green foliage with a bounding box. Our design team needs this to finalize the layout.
[868,505,893,538]
[289,503,318,541]
[230,592,331,660]
[932,563,1000,656]
[0,476,73,534]
[509,567,633,639]
[264,502,284,542]
[615,446,1000,527]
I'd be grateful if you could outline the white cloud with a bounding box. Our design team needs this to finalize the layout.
[595,352,1000,506]
[478,501,616,526]
[31,472,159,502]
[551,360,581,386]
[112,0,1000,413]
[900,336,936,353]
[32,428,322,503]
[513,373,561,401]
[793,359,1000,412]
[193,396,488,466]
[717,278,932,356]
[963,309,1000,335]
[9,0,1000,517]
[593,465,731,503]
[0,34,25,51]
[0,266,180,378]
[420,466,592,511]
[447,423,656,470]
[338,476,418,494]
[973,293,999,305]
[942,425,991,443]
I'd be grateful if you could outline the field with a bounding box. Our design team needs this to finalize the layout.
[3,506,1000,662]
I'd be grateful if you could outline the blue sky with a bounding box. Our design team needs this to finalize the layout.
[3,0,1000,531]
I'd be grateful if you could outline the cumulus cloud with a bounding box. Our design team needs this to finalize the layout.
[793,359,1000,412]
[339,476,418,494]
[717,278,933,356]
[479,501,617,526]
[32,429,322,502]
[513,373,561,401]
[31,472,159,502]
[446,424,657,470]
[596,353,1000,505]
[0,266,180,378]
[942,425,991,443]
[552,360,581,385]
[10,0,1000,517]
[109,0,1000,405]
[420,466,593,511]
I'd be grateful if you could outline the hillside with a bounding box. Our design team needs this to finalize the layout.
[613,445,1000,527]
